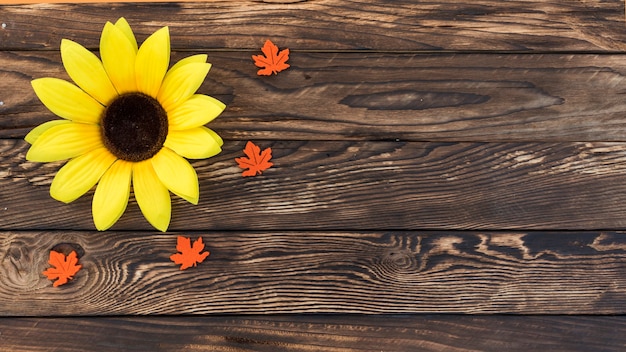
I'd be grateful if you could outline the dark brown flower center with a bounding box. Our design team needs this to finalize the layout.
[101,93,168,162]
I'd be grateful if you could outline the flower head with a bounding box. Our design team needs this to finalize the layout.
[26,18,225,231]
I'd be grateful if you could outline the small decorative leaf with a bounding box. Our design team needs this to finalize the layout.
[235,141,273,177]
[43,250,82,287]
[252,39,290,76]
[170,236,210,270]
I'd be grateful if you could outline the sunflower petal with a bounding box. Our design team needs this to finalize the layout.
[24,120,71,144]
[93,159,132,231]
[101,22,137,94]
[133,159,171,232]
[167,94,225,130]
[164,127,222,159]
[157,62,211,112]
[151,147,199,205]
[206,127,224,147]
[50,147,116,203]
[135,26,170,98]
[166,54,207,77]
[31,78,104,124]
[114,17,138,53]
[60,39,118,105]
[26,123,103,162]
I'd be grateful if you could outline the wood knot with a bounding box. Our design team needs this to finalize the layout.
[340,90,489,111]
[51,243,85,258]
[382,249,419,271]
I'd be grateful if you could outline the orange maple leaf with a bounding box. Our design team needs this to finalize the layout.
[252,39,290,76]
[170,236,210,270]
[43,250,82,287]
[235,141,273,177]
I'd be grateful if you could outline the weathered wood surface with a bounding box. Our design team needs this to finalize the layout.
[2,1,626,52]
[2,315,626,352]
[4,51,626,142]
[3,0,626,350]
[4,139,626,231]
[1,230,625,316]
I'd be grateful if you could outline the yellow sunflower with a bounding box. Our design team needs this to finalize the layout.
[25,18,225,232]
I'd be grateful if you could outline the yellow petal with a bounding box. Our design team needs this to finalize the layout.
[114,18,138,53]
[61,39,118,105]
[206,127,223,147]
[151,147,199,204]
[26,123,103,162]
[163,127,222,159]
[24,120,71,144]
[135,26,170,98]
[167,94,225,130]
[50,147,116,203]
[133,159,171,231]
[31,78,104,124]
[157,62,211,112]
[100,22,137,94]
[93,159,132,231]
[166,54,207,77]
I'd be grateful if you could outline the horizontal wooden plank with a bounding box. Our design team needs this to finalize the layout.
[1,230,626,315]
[1,315,625,351]
[5,0,202,3]
[3,51,626,142]
[4,140,626,231]
[1,1,626,52]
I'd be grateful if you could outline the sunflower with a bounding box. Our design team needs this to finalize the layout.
[25,18,225,232]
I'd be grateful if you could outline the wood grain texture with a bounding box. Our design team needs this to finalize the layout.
[1,230,626,315]
[1,0,626,52]
[4,140,626,231]
[3,1,626,345]
[1,315,625,352]
[3,51,626,141]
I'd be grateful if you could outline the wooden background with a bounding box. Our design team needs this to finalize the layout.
[2,0,626,350]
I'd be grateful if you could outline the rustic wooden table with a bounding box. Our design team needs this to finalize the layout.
[2,1,626,351]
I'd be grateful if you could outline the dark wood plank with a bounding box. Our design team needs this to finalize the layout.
[1,230,626,315]
[4,140,626,231]
[3,51,626,141]
[1,315,625,352]
[2,1,626,52]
